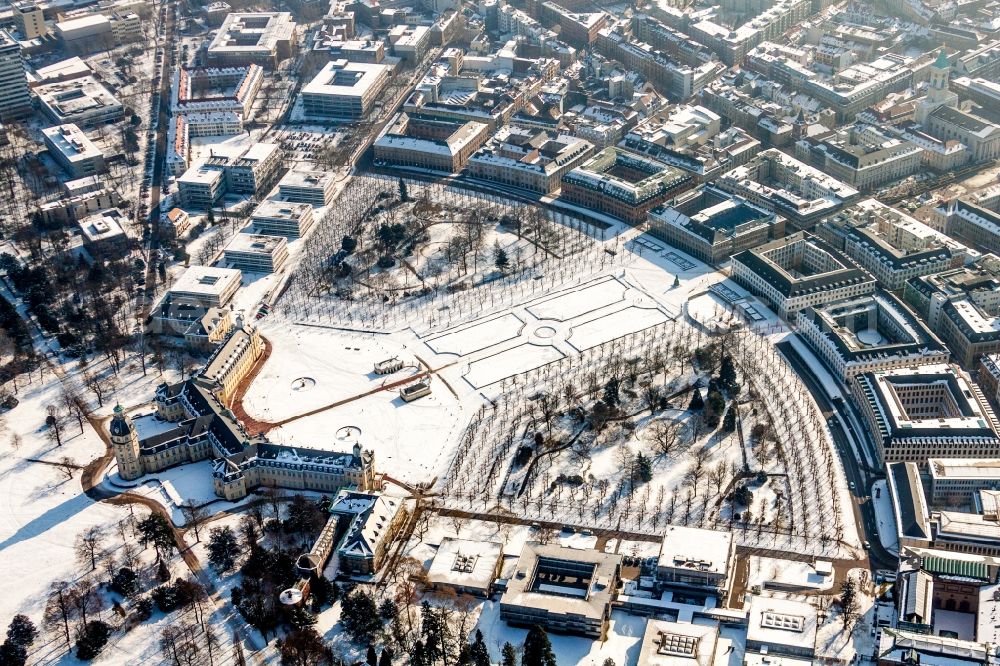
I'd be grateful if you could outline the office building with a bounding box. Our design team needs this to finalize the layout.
[42,124,106,178]
[0,31,32,121]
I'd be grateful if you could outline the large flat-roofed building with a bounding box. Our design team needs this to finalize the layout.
[427,538,503,597]
[731,232,876,319]
[655,525,734,597]
[715,149,860,230]
[499,543,622,638]
[278,169,338,206]
[374,113,490,173]
[745,596,817,659]
[795,289,949,381]
[249,200,315,238]
[636,619,720,666]
[466,127,595,195]
[224,233,289,273]
[388,24,430,61]
[818,199,968,291]
[167,266,242,307]
[877,629,996,666]
[13,1,47,40]
[35,76,124,128]
[177,163,226,207]
[78,208,128,253]
[42,124,106,178]
[301,60,390,120]
[560,147,694,225]
[852,363,999,464]
[207,13,296,68]
[647,187,782,265]
[928,459,1000,506]
[904,259,1000,369]
[179,143,282,207]
[0,31,32,121]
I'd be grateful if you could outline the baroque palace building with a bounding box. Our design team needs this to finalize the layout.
[109,325,376,500]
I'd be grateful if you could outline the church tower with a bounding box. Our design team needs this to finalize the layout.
[109,405,143,480]
[916,49,958,125]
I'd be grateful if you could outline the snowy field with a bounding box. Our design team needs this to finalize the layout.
[426,313,526,356]
[526,279,627,321]
[567,305,670,351]
[463,343,565,388]
[243,323,422,423]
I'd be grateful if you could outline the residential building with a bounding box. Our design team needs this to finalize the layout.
[795,125,922,192]
[731,232,875,319]
[818,199,967,291]
[42,124,106,178]
[714,149,859,230]
[931,199,1000,254]
[979,354,1000,409]
[904,260,1000,368]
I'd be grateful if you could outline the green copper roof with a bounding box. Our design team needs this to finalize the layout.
[922,556,989,581]
[934,50,949,69]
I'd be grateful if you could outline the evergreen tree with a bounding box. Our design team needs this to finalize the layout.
[494,242,509,271]
[633,452,653,483]
[721,407,737,433]
[5,615,36,648]
[367,644,378,666]
[688,389,704,411]
[412,640,428,666]
[673,275,680,287]
[378,598,398,621]
[137,514,174,562]
[501,642,518,666]
[421,601,442,664]
[379,647,394,666]
[718,354,738,393]
[0,641,26,666]
[340,590,381,643]
[470,630,491,666]
[840,577,859,629]
[521,625,556,666]
[207,526,241,571]
[398,178,409,202]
